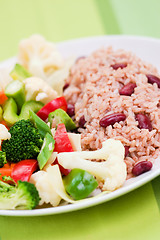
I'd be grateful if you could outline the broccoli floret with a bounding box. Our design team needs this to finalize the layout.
[0,180,40,210]
[2,119,43,162]
[0,151,7,167]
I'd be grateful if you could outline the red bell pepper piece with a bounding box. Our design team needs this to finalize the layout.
[37,97,67,121]
[54,123,74,153]
[0,91,8,105]
[11,159,38,183]
[53,123,73,175]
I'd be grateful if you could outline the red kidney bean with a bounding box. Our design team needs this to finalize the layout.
[136,113,152,131]
[132,161,152,176]
[67,103,75,117]
[79,115,86,128]
[63,83,69,91]
[99,113,126,127]
[111,63,127,70]
[124,146,130,157]
[119,83,137,96]
[146,74,160,88]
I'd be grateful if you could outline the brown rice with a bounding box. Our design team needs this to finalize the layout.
[64,46,160,175]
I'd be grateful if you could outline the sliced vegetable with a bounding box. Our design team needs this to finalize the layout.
[63,169,98,200]
[3,98,19,126]
[3,98,43,126]
[0,106,3,122]
[10,63,32,81]
[0,163,16,181]
[29,110,52,139]
[37,133,55,170]
[48,109,76,130]
[53,123,73,175]
[5,80,25,111]
[54,123,74,153]
[11,159,38,183]
[0,91,8,105]
[20,101,44,121]
[37,97,67,121]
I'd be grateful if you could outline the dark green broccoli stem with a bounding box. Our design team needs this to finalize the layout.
[0,151,7,168]
[1,119,43,162]
[10,63,32,81]
[3,98,44,126]
[0,180,40,210]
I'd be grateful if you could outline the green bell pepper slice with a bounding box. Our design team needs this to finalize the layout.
[63,168,98,200]
[10,63,32,81]
[3,98,43,126]
[37,133,55,170]
[5,80,25,111]
[48,108,76,130]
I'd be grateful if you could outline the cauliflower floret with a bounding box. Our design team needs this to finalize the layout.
[30,164,74,206]
[18,34,64,79]
[57,139,127,191]
[18,34,75,96]
[46,56,75,96]
[0,124,11,145]
[24,77,58,104]
[30,170,61,206]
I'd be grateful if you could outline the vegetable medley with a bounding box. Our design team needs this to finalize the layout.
[0,35,127,210]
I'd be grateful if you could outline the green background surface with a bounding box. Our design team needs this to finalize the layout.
[0,0,160,239]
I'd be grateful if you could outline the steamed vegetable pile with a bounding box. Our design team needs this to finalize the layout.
[0,35,127,210]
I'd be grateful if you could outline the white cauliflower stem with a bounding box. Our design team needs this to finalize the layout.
[0,124,11,145]
[24,77,58,104]
[58,139,127,191]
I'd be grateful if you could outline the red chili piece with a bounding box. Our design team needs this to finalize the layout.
[11,159,38,183]
[67,103,75,117]
[99,113,126,127]
[37,97,67,121]
[111,63,127,70]
[119,83,137,96]
[136,113,152,131]
[146,74,160,88]
[132,161,152,176]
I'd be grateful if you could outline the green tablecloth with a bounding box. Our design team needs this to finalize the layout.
[0,1,160,239]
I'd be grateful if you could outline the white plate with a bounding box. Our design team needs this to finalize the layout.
[1,35,160,217]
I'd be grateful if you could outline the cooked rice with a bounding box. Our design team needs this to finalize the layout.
[64,46,160,174]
